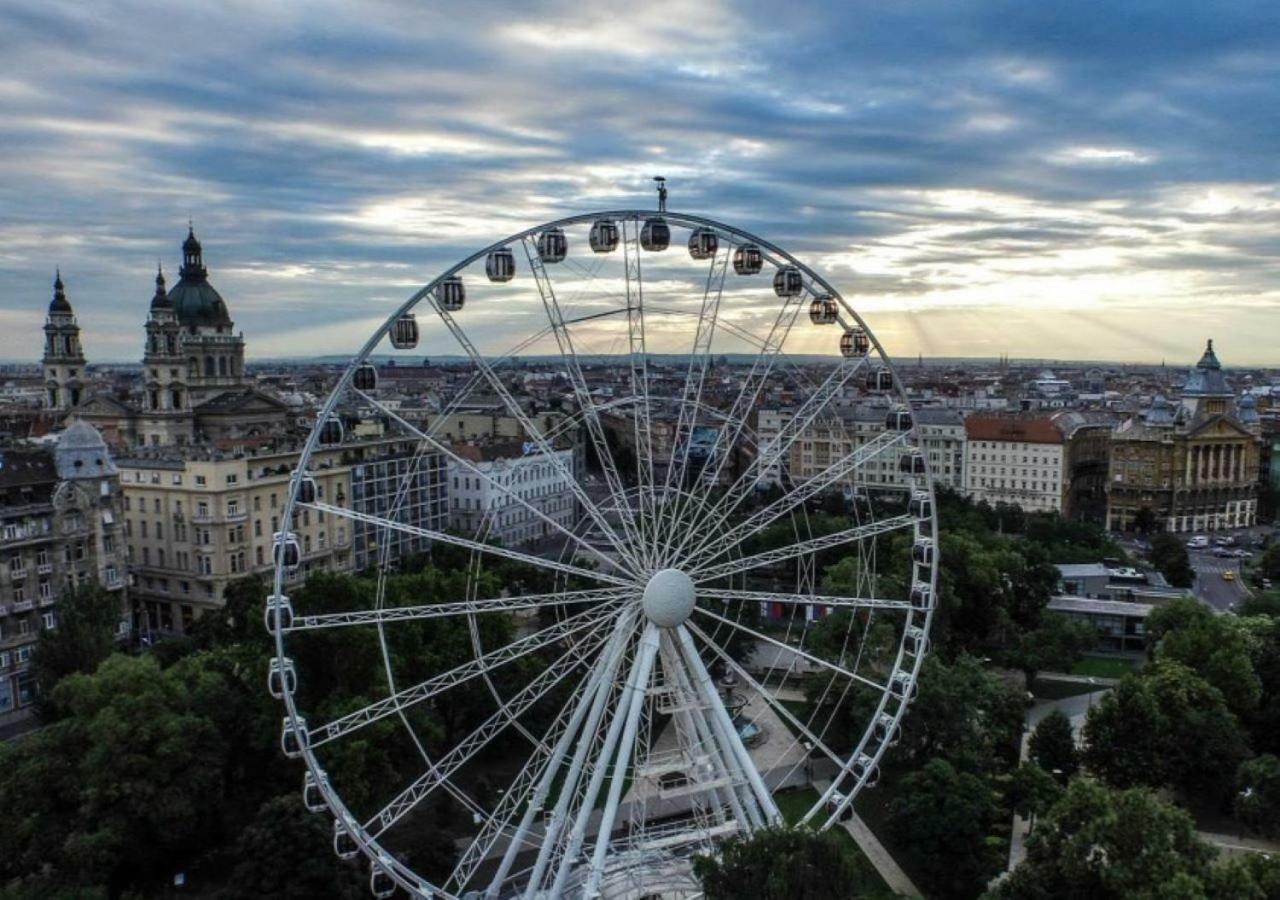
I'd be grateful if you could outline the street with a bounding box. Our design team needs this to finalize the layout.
[1189,547,1251,612]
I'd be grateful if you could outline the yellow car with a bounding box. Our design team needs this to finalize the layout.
[1223,571,1236,581]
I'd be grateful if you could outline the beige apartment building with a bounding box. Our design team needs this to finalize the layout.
[118,437,447,636]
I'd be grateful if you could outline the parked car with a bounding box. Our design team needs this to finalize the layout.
[1213,547,1234,558]
[1233,549,1253,559]
[1187,535,1209,549]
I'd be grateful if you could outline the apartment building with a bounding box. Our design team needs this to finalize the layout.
[756,405,966,493]
[963,414,1066,513]
[448,444,577,549]
[0,422,128,726]
[118,437,447,636]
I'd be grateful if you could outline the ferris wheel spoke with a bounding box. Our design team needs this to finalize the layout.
[683,354,872,545]
[681,430,911,571]
[693,606,887,694]
[697,588,911,613]
[366,623,612,839]
[304,500,633,588]
[307,601,618,749]
[621,219,657,548]
[657,247,730,560]
[285,587,631,632]
[519,236,647,562]
[351,387,631,577]
[659,286,806,566]
[450,617,633,897]
[685,620,844,770]
[690,514,916,583]
[423,294,643,572]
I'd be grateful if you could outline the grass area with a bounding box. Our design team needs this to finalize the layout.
[1070,656,1140,679]
[1031,678,1105,700]
[773,787,901,900]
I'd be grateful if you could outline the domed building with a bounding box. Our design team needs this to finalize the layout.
[1106,340,1261,533]
[68,227,288,447]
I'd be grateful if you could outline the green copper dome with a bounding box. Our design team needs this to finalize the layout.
[167,226,232,327]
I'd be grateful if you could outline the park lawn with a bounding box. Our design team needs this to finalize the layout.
[773,787,901,899]
[1070,656,1140,679]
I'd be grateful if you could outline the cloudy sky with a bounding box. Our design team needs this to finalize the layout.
[2,0,1279,365]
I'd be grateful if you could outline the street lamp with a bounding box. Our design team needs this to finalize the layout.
[802,740,814,784]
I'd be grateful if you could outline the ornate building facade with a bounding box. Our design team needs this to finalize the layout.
[0,422,128,726]
[1106,341,1260,533]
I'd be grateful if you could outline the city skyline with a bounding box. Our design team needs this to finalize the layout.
[3,1,1280,365]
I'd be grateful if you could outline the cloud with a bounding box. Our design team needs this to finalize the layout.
[0,0,1278,365]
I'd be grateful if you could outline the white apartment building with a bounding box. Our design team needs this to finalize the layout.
[449,444,577,549]
[756,405,966,492]
[963,414,1066,513]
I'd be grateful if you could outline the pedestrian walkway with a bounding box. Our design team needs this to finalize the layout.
[814,778,922,898]
[1198,830,1280,858]
[1008,689,1112,873]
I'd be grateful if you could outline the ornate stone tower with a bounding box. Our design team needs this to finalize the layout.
[139,266,195,446]
[41,271,87,412]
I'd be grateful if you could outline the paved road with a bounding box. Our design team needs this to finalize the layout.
[1189,548,1251,612]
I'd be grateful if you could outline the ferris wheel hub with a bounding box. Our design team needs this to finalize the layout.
[641,568,696,628]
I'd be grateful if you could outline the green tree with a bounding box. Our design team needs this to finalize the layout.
[992,780,1221,900]
[901,654,1026,774]
[887,758,1003,899]
[1235,754,1280,838]
[1028,710,1078,782]
[693,826,862,900]
[1260,544,1280,582]
[1133,505,1158,535]
[1082,662,1248,799]
[222,795,365,898]
[1150,532,1195,588]
[31,584,123,718]
[0,655,225,896]
[1008,613,1096,683]
[1003,762,1063,830]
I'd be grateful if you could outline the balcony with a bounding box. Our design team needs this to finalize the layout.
[191,512,216,525]
[36,563,53,575]
[11,600,35,613]
[8,568,27,581]
[225,511,247,523]
[38,595,55,608]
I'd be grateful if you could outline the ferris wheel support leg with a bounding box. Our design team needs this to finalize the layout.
[486,611,635,899]
[675,625,782,826]
[659,631,752,832]
[583,623,661,897]
[546,624,659,899]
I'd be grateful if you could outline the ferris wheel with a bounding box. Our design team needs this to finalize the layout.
[267,193,938,899]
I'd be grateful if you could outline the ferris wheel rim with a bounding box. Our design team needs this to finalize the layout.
[266,207,940,899]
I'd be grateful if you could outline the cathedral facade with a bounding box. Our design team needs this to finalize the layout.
[45,228,288,448]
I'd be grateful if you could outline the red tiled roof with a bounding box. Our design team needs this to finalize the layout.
[964,414,1064,444]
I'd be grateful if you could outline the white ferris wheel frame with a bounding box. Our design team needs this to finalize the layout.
[267,209,940,899]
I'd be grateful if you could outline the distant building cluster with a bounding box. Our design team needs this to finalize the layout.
[2,225,1278,723]
[759,340,1268,532]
